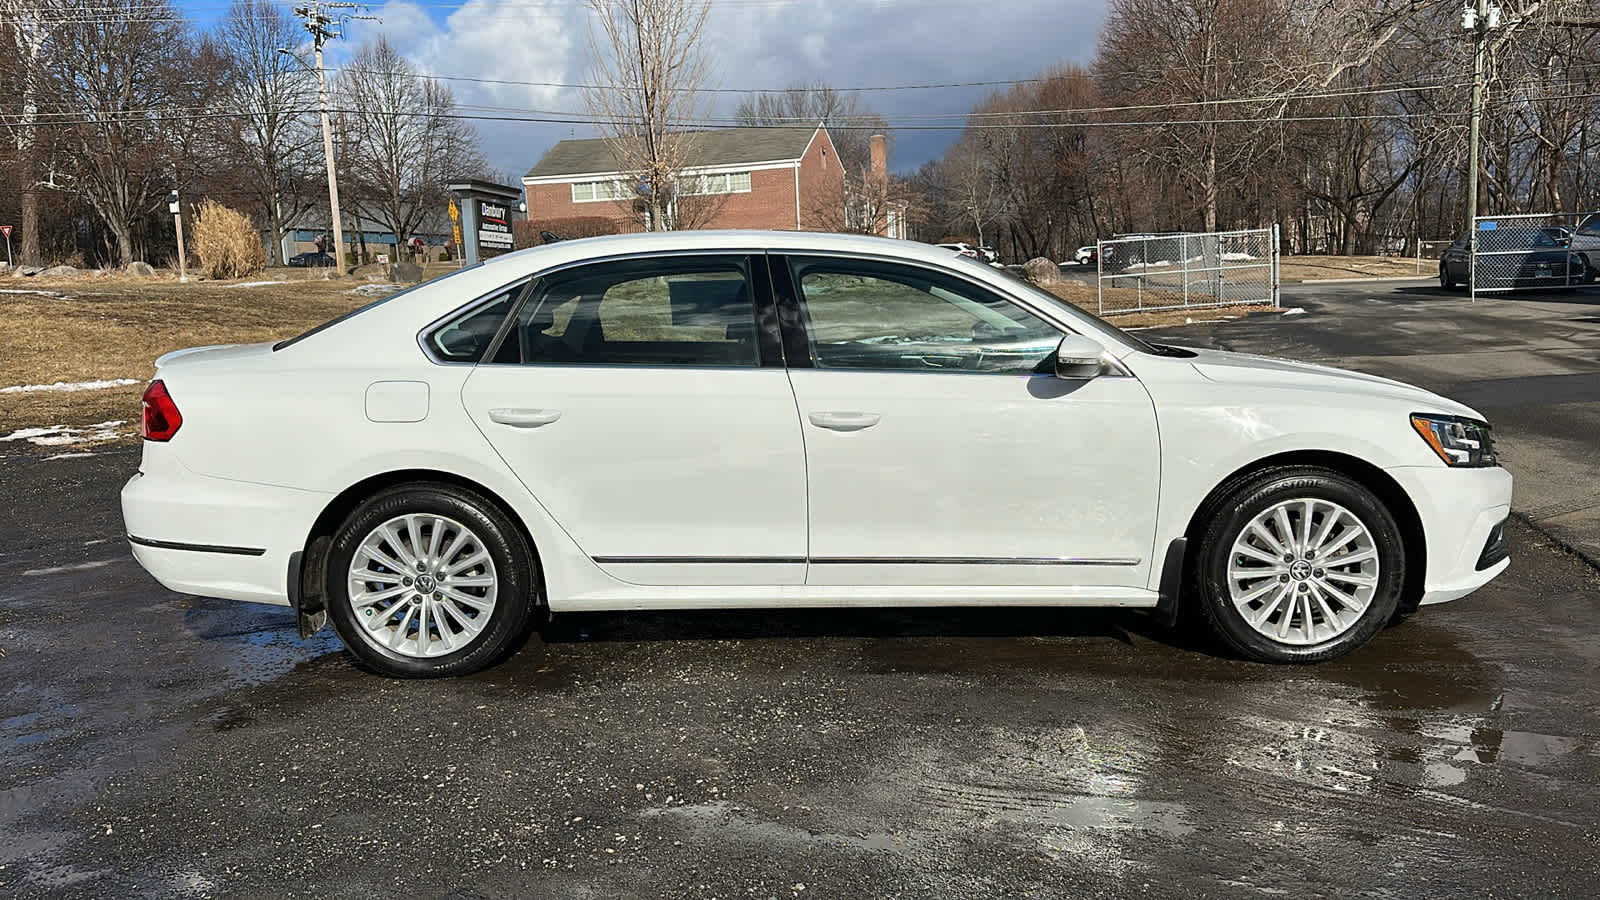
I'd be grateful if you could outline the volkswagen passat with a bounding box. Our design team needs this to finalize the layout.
[122,231,1512,677]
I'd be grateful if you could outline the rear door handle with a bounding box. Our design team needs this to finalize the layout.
[808,411,880,432]
[488,408,561,428]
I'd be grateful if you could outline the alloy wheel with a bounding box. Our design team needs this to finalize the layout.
[1226,498,1380,646]
[346,513,499,658]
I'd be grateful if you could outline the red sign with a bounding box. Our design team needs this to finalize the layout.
[0,226,11,239]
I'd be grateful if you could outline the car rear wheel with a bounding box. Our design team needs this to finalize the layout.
[1439,264,1455,290]
[325,482,542,677]
[1191,466,1406,663]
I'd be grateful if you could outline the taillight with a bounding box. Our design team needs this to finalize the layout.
[141,379,182,441]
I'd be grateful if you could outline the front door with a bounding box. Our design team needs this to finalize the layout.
[774,254,1160,588]
[460,253,807,586]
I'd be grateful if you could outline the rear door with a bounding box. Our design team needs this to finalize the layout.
[458,252,807,586]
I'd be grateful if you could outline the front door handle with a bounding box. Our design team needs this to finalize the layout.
[808,411,880,432]
[488,408,562,428]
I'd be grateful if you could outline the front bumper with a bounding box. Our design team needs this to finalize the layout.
[121,456,330,606]
[1384,464,1513,606]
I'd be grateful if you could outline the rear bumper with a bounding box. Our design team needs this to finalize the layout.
[121,459,329,606]
[1384,465,1513,606]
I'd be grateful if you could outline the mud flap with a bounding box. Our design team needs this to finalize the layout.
[288,538,331,638]
[1152,537,1186,629]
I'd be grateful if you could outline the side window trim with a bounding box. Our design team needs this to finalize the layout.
[765,253,814,368]
[417,276,534,365]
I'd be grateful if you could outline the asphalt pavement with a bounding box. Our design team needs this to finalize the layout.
[2,279,1598,898]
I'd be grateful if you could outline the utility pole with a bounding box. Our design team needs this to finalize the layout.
[286,3,361,275]
[167,191,189,283]
[1464,0,1502,236]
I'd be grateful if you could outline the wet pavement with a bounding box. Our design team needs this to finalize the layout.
[3,282,1600,897]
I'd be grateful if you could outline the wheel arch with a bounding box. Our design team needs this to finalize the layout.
[1179,450,1427,615]
[295,468,544,622]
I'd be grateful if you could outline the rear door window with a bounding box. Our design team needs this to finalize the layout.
[496,256,761,368]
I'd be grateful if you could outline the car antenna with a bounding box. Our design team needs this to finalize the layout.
[540,230,563,245]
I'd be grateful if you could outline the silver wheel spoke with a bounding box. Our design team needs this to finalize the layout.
[446,551,490,576]
[348,513,498,659]
[1228,497,1380,647]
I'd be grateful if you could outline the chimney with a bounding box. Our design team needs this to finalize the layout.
[869,134,888,236]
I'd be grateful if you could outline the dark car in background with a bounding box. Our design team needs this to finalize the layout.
[288,251,334,268]
[1439,227,1592,290]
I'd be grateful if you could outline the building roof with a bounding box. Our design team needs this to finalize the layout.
[524,126,822,180]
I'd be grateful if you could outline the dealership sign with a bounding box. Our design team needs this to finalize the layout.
[478,201,512,249]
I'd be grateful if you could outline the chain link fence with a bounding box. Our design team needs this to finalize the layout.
[1470,212,1599,296]
[1096,227,1279,315]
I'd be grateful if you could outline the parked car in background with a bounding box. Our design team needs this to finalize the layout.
[1439,227,1591,290]
[935,242,980,259]
[123,230,1511,677]
[1540,226,1572,248]
[288,252,334,268]
[1572,213,1600,275]
[975,246,1000,265]
[1073,246,1098,265]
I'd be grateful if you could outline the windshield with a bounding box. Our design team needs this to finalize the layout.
[974,259,1161,354]
[272,263,485,351]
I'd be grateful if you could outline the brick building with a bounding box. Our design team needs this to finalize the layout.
[521,125,847,232]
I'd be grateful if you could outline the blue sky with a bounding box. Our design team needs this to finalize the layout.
[182,0,1105,180]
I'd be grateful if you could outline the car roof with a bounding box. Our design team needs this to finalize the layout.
[483,230,977,272]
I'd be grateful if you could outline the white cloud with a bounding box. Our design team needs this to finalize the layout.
[333,0,1104,180]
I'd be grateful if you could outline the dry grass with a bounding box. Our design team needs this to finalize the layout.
[191,201,268,280]
[1278,255,1429,282]
[1,275,374,441]
[1042,280,1276,328]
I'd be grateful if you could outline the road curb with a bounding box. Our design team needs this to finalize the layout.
[1294,275,1435,284]
[1510,510,1600,575]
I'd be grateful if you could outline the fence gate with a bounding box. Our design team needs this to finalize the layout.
[1096,226,1279,316]
[1470,211,1599,297]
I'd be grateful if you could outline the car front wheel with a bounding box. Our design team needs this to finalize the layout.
[1192,466,1406,663]
[325,482,542,677]
[1439,264,1455,290]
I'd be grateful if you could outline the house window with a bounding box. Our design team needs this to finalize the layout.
[681,171,752,196]
[572,180,632,203]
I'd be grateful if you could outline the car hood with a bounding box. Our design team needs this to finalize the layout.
[1184,347,1483,419]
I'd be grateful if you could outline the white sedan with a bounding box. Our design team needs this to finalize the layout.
[123,230,1512,677]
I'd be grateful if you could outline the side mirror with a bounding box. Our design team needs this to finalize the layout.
[1054,334,1107,380]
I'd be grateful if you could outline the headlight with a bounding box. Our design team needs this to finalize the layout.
[1411,414,1498,467]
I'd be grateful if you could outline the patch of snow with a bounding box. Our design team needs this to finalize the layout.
[225,280,286,288]
[0,420,126,446]
[23,559,118,577]
[1282,307,1307,316]
[1221,251,1256,261]
[349,283,403,297]
[0,288,66,298]
[1,378,139,394]
[45,451,96,460]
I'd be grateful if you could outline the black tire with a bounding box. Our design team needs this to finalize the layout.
[1190,465,1406,664]
[1439,263,1455,290]
[325,482,542,678]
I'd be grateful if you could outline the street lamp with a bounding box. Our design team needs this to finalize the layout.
[279,46,346,274]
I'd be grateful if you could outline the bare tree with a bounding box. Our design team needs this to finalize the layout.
[581,0,713,231]
[338,37,486,251]
[0,0,63,265]
[46,0,192,265]
[213,0,321,264]
[734,82,891,179]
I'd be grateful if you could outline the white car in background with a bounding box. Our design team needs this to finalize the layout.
[123,230,1511,677]
[936,242,980,259]
[1073,246,1098,265]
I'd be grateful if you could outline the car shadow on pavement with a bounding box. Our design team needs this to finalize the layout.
[539,605,1209,653]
